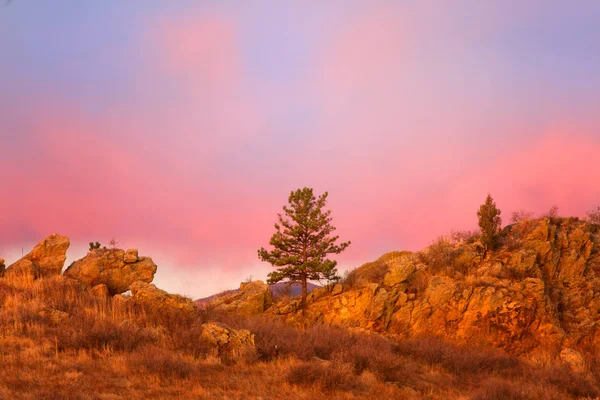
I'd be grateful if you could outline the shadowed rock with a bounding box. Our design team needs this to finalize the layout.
[64,248,156,295]
[0,258,5,277]
[207,280,273,315]
[5,234,70,278]
[201,322,256,360]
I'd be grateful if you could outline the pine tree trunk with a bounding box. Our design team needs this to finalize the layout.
[301,274,308,315]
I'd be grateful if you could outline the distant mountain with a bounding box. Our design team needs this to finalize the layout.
[195,281,320,306]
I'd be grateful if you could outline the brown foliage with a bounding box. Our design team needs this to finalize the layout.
[2,273,600,399]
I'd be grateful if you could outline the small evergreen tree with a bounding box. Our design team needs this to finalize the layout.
[89,241,101,251]
[258,188,350,311]
[477,194,502,249]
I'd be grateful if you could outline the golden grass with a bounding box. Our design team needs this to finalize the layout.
[1,274,599,399]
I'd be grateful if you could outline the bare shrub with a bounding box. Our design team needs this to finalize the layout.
[394,337,522,378]
[542,205,559,219]
[472,377,532,400]
[287,361,363,392]
[511,210,535,224]
[587,207,600,225]
[450,230,480,244]
[539,366,600,398]
[419,236,456,275]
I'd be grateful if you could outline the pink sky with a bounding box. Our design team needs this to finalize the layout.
[1,2,599,297]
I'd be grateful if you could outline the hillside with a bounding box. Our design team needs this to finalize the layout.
[209,217,600,365]
[195,282,320,307]
[2,218,600,398]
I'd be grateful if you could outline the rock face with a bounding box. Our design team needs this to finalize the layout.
[129,281,197,313]
[64,249,157,295]
[271,218,600,357]
[201,322,256,360]
[207,280,273,315]
[0,258,5,277]
[5,234,70,278]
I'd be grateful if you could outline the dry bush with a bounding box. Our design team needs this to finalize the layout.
[2,272,600,399]
[128,345,196,380]
[341,267,358,288]
[419,236,457,275]
[542,205,560,220]
[587,207,600,225]
[472,378,535,400]
[394,336,522,379]
[450,230,480,244]
[538,366,600,398]
[287,361,362,392]
[511,210,535,224]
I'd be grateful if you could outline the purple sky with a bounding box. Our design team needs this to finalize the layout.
[1,1,600,298]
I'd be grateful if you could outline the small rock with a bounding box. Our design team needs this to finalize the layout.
[208,280,273,315]
[124,249,138,264]
[201,322,256,360]
[331,283,343,295]
[560,348,586,372]
[383,262,416,287]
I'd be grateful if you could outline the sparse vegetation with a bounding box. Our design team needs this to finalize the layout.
[511,210,535,223]
[88,241,101,251]
[542,205,560,219]
[1,244,600,399]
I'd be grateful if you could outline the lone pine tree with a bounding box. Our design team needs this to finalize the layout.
[258,188,350,311]
[477,194,502,249]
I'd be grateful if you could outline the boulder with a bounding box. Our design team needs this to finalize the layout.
[5,234,70,278]
[560,348,586,372]
[207,280,273,315]
[129,281,197,313]
[64,248,157,295]
[201,322,256,360]
[124,249,138,264]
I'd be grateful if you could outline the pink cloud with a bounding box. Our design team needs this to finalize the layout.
[2,4,599,299]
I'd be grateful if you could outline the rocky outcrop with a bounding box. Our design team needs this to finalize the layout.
[0,258,5,277]
[5,234,70,278]
[269,218,600,358]
[207,280,273,315]
[64,249,157,295]
[201,322,256,360]
[129,281,197,313]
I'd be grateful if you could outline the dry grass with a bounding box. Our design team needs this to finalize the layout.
[1,273,600,399]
